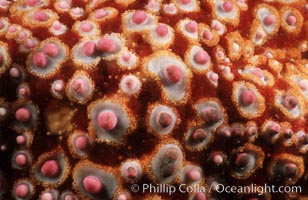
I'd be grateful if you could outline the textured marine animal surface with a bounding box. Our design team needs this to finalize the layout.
[0,0,307,199]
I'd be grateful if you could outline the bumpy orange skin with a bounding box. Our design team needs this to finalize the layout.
[0,0,307,199]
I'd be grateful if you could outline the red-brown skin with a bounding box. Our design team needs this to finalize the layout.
[0,1,307,200]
